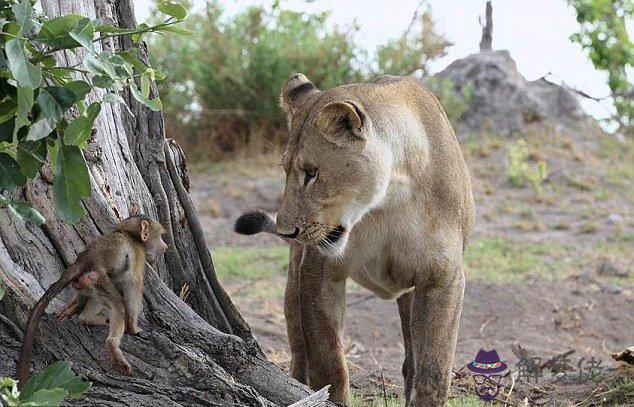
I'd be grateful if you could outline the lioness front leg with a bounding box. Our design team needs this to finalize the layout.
[285,243,308,383]
[299,249,349,404]
[397,291,414,405]
[409,267,465,406]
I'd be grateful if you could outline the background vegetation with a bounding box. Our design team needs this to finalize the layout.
[568,0,633,136]
[148,0,459,159]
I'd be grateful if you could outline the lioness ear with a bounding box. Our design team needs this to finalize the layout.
[316,101,367,145]
[280,73,319,114]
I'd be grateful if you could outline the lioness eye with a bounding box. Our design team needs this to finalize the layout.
[304,167,317,186]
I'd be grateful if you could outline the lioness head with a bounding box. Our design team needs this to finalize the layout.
[276,73,392,257]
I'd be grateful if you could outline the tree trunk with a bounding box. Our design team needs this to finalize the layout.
[0,1,314,405]
[479,1,493,52]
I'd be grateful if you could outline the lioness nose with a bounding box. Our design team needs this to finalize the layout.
[278,227,299,239]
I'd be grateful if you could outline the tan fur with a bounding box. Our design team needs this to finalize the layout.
[277,74,475,406]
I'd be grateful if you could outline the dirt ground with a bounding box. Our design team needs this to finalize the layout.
[189,130,633,405]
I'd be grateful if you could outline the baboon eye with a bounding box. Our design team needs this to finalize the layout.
[304,167,317,186]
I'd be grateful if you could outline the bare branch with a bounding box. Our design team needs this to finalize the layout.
[479,1,493,51]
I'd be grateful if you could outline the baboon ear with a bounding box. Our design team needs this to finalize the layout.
[280,73,319,114]
[140,220,150,242]
[316,101,367,146]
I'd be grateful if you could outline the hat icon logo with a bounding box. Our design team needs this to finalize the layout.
[467,349,508,402]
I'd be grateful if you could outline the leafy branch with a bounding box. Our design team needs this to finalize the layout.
[1,361,91,406]
[0,0,191,224]
[568,0,633,136]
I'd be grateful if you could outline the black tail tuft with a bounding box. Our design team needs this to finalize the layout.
[234,210,270,235]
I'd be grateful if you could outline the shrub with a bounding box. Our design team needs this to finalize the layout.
[506,139,548,194]
[375,6,452,77]
[427,77,474,130]
[149,1,364,159]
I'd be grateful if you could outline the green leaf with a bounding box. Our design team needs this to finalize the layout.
[69,18,94,52]
[131,23,149,43]
[0,153,26,189]
[141,75,150,98]
[26,118,55,141]
[146,97,162,111]
[17,139,46,178]
[52,144,91,224]
[21,388,68,406]
[64,102,100,145]
[3,200,46,225]
[84,53,117,78]
[102,93,124,104]
[5,39,42,89]
[118,50,148,73]
[91,74,113,89]
[153,70,166,81]
[157,25,193,35]
[65,80,91,100]
[14,85,33,139]
[36,15,84,50]
[0,99,17,124]
[0,118,15,143]
[157,1,187,20]
[12,0,34,36]
[20,360,92,400]
[0,286,4,300]
[36,86,77,123]
[130,84,162,111]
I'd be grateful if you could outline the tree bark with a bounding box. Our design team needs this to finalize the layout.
[0,1,315,405]
[479,1,493,52]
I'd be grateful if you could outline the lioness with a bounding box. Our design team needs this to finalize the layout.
[235,74,475,406]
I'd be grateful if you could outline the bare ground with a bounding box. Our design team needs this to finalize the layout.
[189,130,633,404]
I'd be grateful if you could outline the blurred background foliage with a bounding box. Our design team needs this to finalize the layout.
[148,0,458,160]
[568,0,633,136]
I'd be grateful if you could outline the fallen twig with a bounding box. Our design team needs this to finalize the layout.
[479,315,497,335]
[288,385,331,407]
[380,372,388,407]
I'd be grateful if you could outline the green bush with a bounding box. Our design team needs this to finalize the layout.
[506,139,548,194]
[149,1,364,158]
[375,6,452,77]
[427,77,474,130]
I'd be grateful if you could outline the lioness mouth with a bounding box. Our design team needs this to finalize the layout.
[321,225,346,246]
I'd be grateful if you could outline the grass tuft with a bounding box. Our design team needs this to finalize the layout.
[212,246,289,280]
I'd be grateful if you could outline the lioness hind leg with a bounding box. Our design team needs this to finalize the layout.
[285,243,308,383]
[409,268,464,407]
[397,291,414,405]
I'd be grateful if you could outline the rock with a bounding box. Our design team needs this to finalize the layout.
[596,259,629,278]
[600,284,622,295]
[429,50,598,137]
[606,213,624,224]
[612,347,634,365]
